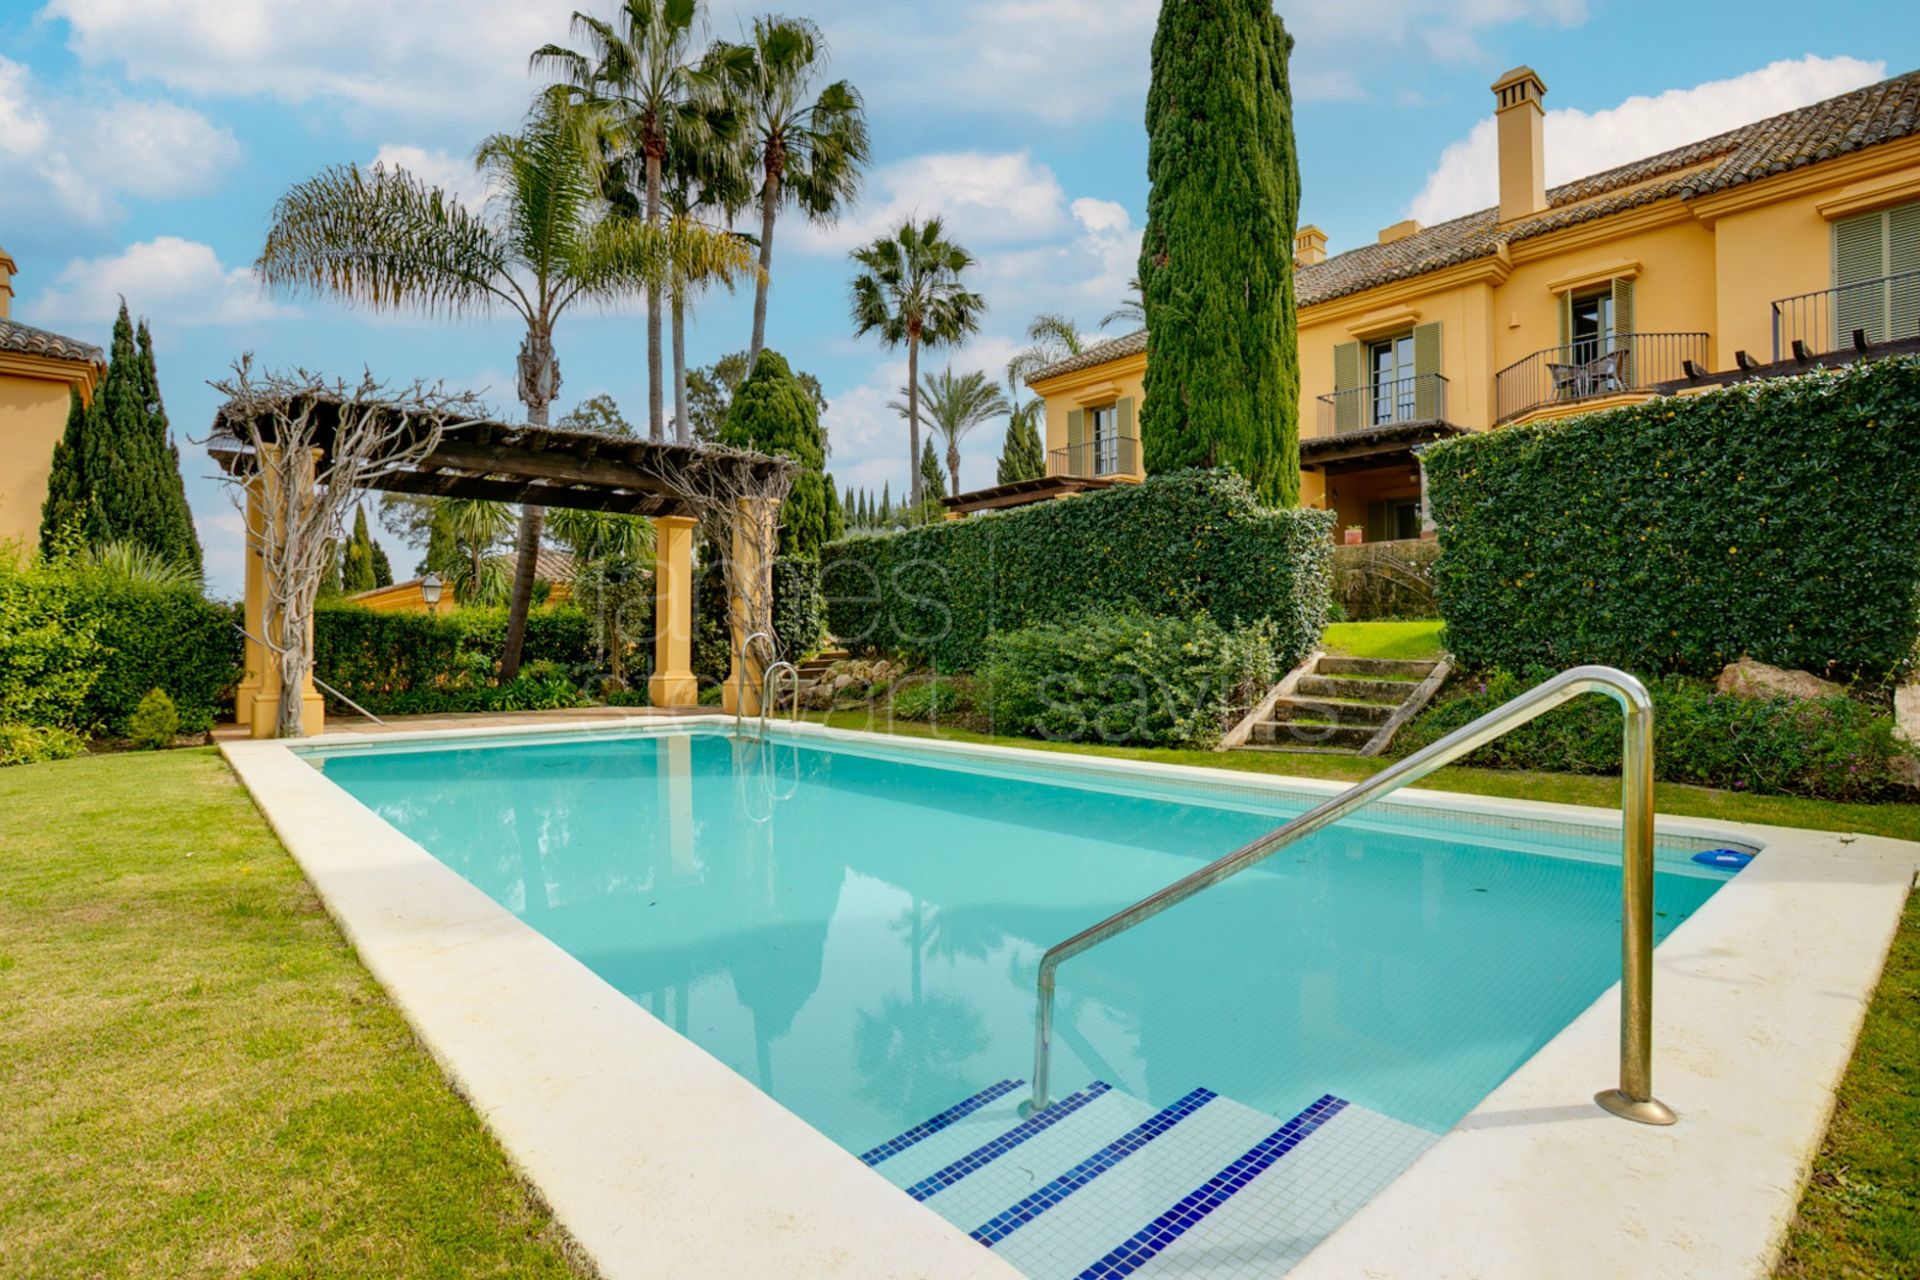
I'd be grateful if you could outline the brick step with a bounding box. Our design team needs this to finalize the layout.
[1317,656,1439,679]
[1296,674,1412,704]
[1250,721,1375,750]
[1273,696,1396,726]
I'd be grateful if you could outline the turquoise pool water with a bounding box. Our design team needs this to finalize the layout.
[313,728,1733,1151]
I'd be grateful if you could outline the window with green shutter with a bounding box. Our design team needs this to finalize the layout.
[1114,396,1137,475]
[1833,200,1920,346]
[1332,341,1362,431]
[1065,408,1085,477]
[1412,321,1443,419]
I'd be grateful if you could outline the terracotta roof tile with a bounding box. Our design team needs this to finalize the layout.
[0,317,105,367]
[1026,328,1147,383]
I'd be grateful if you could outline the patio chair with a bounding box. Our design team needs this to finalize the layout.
[1547,361,1585,400]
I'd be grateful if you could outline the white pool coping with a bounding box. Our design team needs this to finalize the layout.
[222,715,1918,1280]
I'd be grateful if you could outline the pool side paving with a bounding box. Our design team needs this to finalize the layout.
[222,715,1920,1280]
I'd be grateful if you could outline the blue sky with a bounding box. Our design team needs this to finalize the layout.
[2,0,1908,596]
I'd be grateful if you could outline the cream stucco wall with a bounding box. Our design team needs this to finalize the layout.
[0,370,78,553]
[1029,351,1148,480]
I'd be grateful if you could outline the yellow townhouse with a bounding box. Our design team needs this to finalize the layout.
[966,66,1920,540]
[0,248,105,552]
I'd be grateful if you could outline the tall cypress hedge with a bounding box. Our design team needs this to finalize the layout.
[821,469,1332,669]
[1138,0,1300,505]
[1424,357,1920,681]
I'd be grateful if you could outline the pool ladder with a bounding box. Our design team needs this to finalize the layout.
[732,629,801,743]
[1026,664,1678,1127]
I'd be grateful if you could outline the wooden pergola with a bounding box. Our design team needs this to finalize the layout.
[210,394,794,736]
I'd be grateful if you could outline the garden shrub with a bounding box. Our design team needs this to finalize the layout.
[888,677,966,722]
[822,469,1332,671]
[128,688,180,749]
[0,556,236,735]
[1393,667,1916,801]
[1424,357,1920,682]
[979,611,1280,749]
[0,722,87,767]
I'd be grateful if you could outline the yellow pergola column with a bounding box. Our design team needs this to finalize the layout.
[722,497,779,716]
[236,454,324,738]
[648,514,700,707]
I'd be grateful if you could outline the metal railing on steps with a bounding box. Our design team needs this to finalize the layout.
[1025,664,1676,1127]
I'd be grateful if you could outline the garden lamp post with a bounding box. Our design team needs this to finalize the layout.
[422,573,444,616]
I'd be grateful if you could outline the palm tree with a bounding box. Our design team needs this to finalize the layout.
[440,498,514,602]
[712,15,869,369]
[848,217,985,508]
[1005,311,1085,389]
[257,94,753,676]
[533,0,716,441]
[1101,274,1146,330]
[662,95,754,443]
[890,368,1007,498]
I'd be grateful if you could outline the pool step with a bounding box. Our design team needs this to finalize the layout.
[863,1081,1436,1280]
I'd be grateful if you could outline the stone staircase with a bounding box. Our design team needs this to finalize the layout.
[794,647,848,681]
[862,1077,1434,1280]
[1228,654,1449,757]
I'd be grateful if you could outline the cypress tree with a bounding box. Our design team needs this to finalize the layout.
[135,319,202,570]
[342,506,378,593]
[879,483,891,526]
[37,303,205,566]
[717,350,833,558]
[1138,0,1300,504]
[371,538,394,587]
[919,438,946,502]
[823,474,846,543]
[997,408,1046,483]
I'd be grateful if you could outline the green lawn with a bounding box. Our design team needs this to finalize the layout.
[1321,619,1447,662]
[0,749,585,1279]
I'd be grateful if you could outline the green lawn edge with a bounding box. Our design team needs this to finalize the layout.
[0,748,588,1279]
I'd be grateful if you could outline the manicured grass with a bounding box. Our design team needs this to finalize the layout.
[0,749,585,1279]
[807,706,1920,842]
[1321,619,1447,662]
[1775,887,1919,1278]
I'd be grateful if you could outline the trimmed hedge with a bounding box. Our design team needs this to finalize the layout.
[0,557,239,736]
[821,469,1332,670]
[1394,667,1915,802]
[1424,357,1920,681]
[313,605,596,714]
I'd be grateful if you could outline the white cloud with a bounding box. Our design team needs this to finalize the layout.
[797,151,1071,256]
[1286,0,1587,66]
[0,54,239,222]
[30,236,295,329]
[370,144,492,209]
[45,0,574,122]
[1407,54,1886,224]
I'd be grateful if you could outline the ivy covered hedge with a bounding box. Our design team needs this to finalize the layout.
[1424,357,1920,682]
[821,469,1333,670]
[314,604,597,714]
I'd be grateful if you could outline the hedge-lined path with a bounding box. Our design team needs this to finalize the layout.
[0,749,590,1278]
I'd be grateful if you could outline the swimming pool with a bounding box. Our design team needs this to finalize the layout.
[309,724,1740,1278]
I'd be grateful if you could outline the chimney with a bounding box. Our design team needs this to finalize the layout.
[1378,219,1421,245]
[0,246,14,320]
[1491,66,1548,222]
[1294,225,1327,266]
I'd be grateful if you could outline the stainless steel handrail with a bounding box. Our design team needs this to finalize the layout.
[733,630,777,736]
[760,660,799,740]
[1026,664,1675,1126]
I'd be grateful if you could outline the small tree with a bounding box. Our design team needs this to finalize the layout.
[212,362,482,736]
[341,505,379,593]
[919,438,946,504]
[717,349,831,558]
[998,402,1046,483]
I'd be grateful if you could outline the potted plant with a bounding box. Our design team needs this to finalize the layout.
[1342,525,1365,546]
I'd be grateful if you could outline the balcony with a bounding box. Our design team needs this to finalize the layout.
[1771,270,1920,361]
[1049,432,1140,479]
[1494,331,1709,424]
[1315,373,1449,436]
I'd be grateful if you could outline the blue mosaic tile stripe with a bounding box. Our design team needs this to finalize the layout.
[971,1086,1219,1248]
[859,1078,1024,1167]
[1074,1094,1349,1280]
[904,1082,1114,1201]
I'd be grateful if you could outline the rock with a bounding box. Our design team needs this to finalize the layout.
[1895,684,1920,747]
[1890,753,1920,792]
[803,682,835,710]
[1714,658,1843,701]
[831,673,854,691]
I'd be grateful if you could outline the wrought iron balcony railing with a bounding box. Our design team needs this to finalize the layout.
[1494,331,1709,424]
[1049,432,1140,479]
[1771,270,1920,361]
[1316,373,1449,435]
